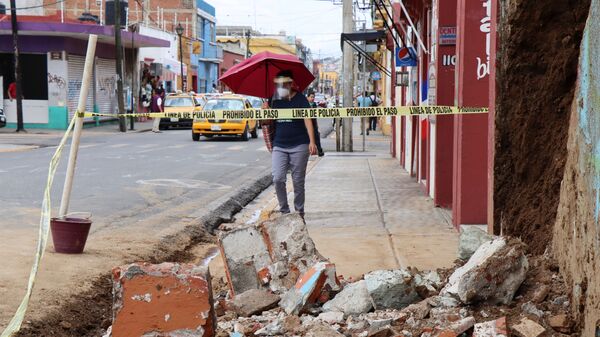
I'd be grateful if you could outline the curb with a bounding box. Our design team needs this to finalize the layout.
[149,172,273,262]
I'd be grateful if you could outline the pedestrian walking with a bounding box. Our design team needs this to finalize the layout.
[369,92,380,131]
[265,70,317,218]
[307,90,324,157]
[356,91,372,135]
[150,89,164,133]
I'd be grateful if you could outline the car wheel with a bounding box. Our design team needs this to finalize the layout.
[192,132,200,141]
[241,124,250,141]
[250,125,258,138]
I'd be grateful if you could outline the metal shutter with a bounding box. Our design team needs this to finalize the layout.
[95,58,118,121]
[67,54,94,122]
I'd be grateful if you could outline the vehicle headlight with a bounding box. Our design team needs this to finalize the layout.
[230,119,245,124]
[193,118,207,123]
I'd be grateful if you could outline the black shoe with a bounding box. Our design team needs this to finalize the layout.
[318,150,325,157]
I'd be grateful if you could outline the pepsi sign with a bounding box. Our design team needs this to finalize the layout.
[395,46,417,67]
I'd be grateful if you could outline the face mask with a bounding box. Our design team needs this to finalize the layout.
[277,87,290,98]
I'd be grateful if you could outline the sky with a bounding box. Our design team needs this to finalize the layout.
[209,0,369,59]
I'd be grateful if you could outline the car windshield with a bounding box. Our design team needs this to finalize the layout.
[203,99,245,110]
[194,98,205,106]
[164,97,194,107]
[248,98,263,108]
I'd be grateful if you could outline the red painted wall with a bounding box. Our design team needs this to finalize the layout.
[433,0,457,208]
[452,0,490,226]
[219,50,245,90]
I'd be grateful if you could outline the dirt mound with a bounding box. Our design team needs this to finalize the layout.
[494,0,591,254]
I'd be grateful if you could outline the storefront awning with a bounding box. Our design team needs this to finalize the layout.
[0,22,170,48]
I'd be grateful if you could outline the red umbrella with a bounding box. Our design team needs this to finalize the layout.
[219,51,315,98]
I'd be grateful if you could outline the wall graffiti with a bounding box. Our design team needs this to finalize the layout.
[47,73,66,89]
[68,80,82,100]
[98,76,116,96]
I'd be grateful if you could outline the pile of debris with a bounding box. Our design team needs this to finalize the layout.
[106,214,576,337]
[213,215,574,337]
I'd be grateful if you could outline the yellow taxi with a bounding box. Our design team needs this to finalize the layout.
[160,93,203,130]
[192,94,258,141]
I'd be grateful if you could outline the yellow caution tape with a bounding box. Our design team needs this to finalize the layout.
[1,116,77,337]
[79,105,488,120]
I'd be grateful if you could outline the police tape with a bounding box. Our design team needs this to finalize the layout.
[79,105,488,120]
[1,116,77,337]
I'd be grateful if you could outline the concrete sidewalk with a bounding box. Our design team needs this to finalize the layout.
[229,119,459,280]
[303,119,458,278]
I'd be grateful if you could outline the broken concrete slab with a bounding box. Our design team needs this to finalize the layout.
[229,289,280,317]
[318,311,345,324]
[111,262,216,337]
[511,317,545,337]
[220,214,334,296]
[441,238,529,305]
[458,226,495,260]
[279,262,338,315]
[259,214,335,293]
[365,269,421,310]
[219,226,272,296]
[414,271,444,298]
[322,280,373,316]
[473,317,508,337]
[444,316,476,335]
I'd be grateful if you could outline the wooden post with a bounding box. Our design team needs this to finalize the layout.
[58,35,98,218]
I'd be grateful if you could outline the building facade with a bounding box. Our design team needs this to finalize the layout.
[193,0,219,93]
[377,0,492,229]
[0,14,167,129]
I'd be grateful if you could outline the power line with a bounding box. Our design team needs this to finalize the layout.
[7,0,66,11]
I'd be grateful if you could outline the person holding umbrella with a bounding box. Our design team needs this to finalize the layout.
[266,70,317,218]
[219,52,318,218]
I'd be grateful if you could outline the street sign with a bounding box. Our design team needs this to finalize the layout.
[371,71,382,81]
[440,26,457,45]
[395,46,417,67]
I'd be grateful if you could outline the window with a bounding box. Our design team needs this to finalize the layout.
[210,22,215,42]
[197,16,205,40]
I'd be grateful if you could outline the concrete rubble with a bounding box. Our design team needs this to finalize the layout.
[441,237,529,305]
[106,215,578,337]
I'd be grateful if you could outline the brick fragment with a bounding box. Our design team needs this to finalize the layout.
[473,317,508,337]
[111,262,216,337]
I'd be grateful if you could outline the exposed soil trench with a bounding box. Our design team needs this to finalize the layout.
[15,227,216,337]
[494,0,591,254]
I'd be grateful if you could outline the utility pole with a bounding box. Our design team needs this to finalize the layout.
[361,21,367,152]
[245,29,251,58]
[114,0,127,132]
[10,0,24,132]
[341,0,354,151]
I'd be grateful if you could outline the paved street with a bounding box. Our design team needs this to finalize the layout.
[0,125,273,327]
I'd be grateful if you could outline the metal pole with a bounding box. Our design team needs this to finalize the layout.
[10,0,24,133]
[362,22,367,152]
[59,36,98,217]
[115,0,127,132]
[342,0,354,152]
[179,33,185,91]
